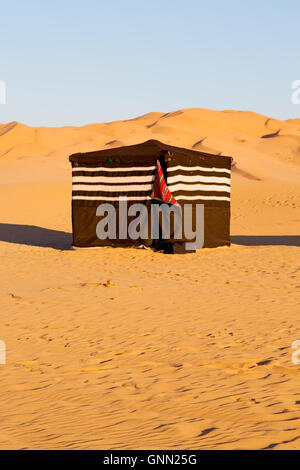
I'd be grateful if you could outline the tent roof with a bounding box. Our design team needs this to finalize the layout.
[69,139,232,168]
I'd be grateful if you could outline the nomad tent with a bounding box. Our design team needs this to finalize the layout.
[69,140,232,253]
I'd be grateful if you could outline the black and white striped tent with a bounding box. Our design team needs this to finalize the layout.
[69,140,232,253]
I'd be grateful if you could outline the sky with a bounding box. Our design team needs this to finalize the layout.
[0,0,299,126]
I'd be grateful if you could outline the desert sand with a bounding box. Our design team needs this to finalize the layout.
[0,108,299,449]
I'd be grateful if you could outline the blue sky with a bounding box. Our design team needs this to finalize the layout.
[1,0,299,126]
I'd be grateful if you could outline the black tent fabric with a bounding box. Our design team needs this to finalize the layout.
[69,140,232,252]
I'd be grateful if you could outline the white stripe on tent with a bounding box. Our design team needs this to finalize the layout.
[72,195,152,201]
[73,183,230,193]
[73,184,152,192]
[167,183,231,193]
[167,165,231,174]
[167,174,230,185]
[175,195,230,202]
[73,183,230,194]
[72,195,230,202]
[72,165,156,173]
[72,175,155,184]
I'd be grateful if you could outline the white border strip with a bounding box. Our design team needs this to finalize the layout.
[176,195,230,202]
[72,175,155,184]
[72,195,230,202]
[168,183,231,193]
[72,165,156,173]
[167,165,231,174]
[72,195,152,201]
[73,184,152,192]
[167,174,230,185]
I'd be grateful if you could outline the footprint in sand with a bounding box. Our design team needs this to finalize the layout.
[39,334,54,342]
[272,365,300,376]
[40,287,65,292]
[9,293,43,304]
[81,279,115,288]
[9,293,22,301]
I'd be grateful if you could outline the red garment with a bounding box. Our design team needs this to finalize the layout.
[151,159,179,206]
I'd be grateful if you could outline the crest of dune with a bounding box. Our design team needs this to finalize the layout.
[1,108,300,183]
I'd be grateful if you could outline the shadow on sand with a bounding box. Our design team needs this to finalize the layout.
[0,225,299,250]
[0,224,72,250]
[231,235,300,247]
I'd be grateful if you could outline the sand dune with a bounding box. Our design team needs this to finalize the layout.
[1,108,300,184]
[0,108,299,449]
